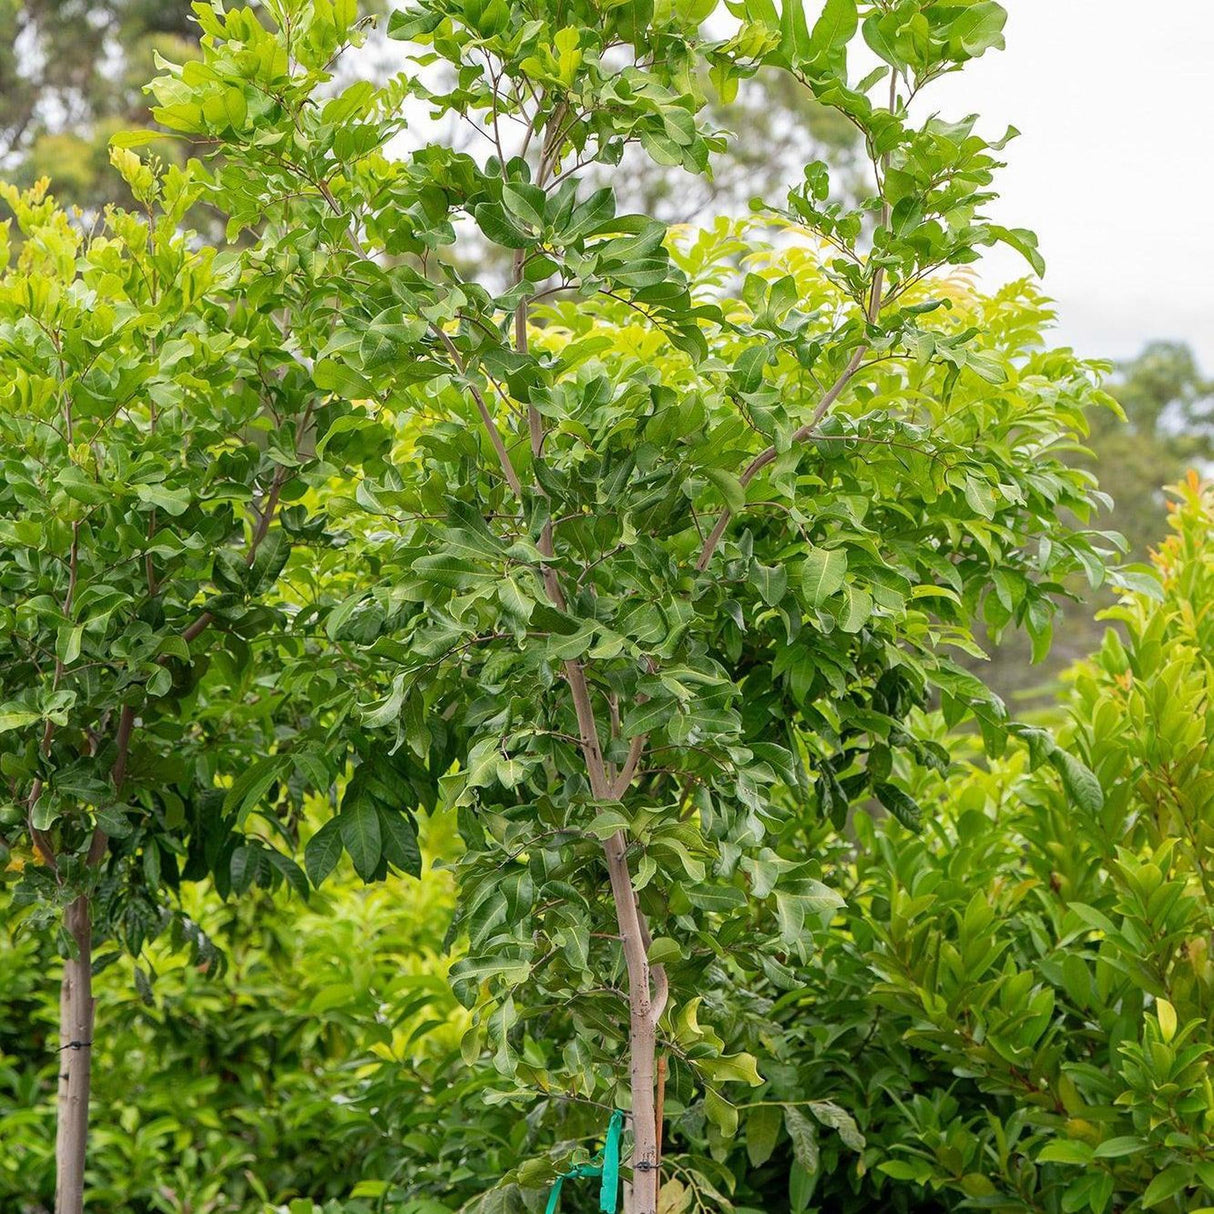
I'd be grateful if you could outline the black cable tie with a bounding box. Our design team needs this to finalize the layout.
[632,1161,660,1171]
[58,1040,93,1051]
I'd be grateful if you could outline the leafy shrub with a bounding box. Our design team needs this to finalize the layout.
[0,817,470,1214]
[701,476,1214,1214]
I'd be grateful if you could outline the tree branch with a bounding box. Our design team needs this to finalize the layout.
[695,345,868,573]
[613,733,647,799]
[433,325,525,497]
[694,69,900,578]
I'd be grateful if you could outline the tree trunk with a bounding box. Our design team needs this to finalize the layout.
[55,894,94,1214]
[603,831,660,1214]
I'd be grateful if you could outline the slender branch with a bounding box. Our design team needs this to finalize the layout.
[695,62,901,576]
[81,702,136,870]
[695,345,868,572]
[636,905,669,1023]
[433,325,525,497]
[181,611,214,646]
[109,705,135,794]
[514,249,545,459]
[247,468,287,563]
[613,734,647,799]
[178,399,313,650]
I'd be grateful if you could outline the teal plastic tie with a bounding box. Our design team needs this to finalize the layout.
[544,1110,624,1214]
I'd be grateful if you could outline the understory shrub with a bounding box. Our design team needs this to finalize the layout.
[708,476,1214,1214]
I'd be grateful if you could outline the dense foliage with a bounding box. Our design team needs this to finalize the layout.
[119,4,1121,1212]
[6,482,1214,1213]
[2,1,1205,1213]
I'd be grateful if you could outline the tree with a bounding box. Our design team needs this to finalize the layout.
[973,339,1213,710]
[1090,341,1213,562]
[41,1,1115,1211]
[0,158,339,1211]
[0,1,203,209]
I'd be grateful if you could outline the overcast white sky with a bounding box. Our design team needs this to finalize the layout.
[926,1,1214,371]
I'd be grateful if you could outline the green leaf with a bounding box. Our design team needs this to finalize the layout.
[875,783,922,831]
[147,667,172,697]
[472,202,531,249]
[647,936,681,965]
[789,1162,813,1213]
[412,554,498,589]
[704,467,745,514]
[222,757,284,826]
[1036,1141,1094,1165]
[56,625,83,666]
[31,797,58,831]
[1142,1165,1191,1208]
[57,465,107,505]
[802,547,847,606]
[808,1100,865,1151]
[378,807,421,877]
[1048,749,1103,813]
[305,818,344,888]
[363,674,407,729]
[784,1106,819,1174]
[1092,1137,1146,1160]
[752,561,788,606]
[265,849,309,898]
[0,709,41,734]
[779,0,810,59]
[314,357,376,399]
[837,583,872,632]
[340,797,383,882]
[359,307,428,371]
[704,1088,737,1136]
[386,4,443,39]
[988,224,1044,276]
[685,883,747,911]
[1157,997,1178,1042]
[501,182,547,230]
[950,2,1007,57]
[135,483,191,516]
[746,1104,782,1167]
[878,1160,929,1182]
[809,0,857,62]
[700,1052,763,1086]
[248,529,291,595]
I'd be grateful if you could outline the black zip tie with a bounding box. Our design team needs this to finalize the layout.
[58,1040,92,1051]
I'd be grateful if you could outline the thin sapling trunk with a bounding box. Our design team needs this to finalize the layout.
[55,893,95,1214]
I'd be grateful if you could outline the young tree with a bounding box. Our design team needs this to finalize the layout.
[0,161,339,1211]
[127,0,1111,1209]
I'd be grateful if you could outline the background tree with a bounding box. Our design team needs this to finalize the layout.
[1089,340,1213,561]
[0,157,349,1211]
[976,339,1214,708]
[0,1,202,209]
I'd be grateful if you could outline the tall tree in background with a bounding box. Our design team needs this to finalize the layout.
[976,339,1213,708]
[1093,340,1213,560]
[0,2,200,208]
